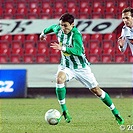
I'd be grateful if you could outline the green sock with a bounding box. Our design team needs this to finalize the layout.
[61,104,67,112]
[101,92,112,107]
[112,108,119,115]
[56,86,67,112]
[101,92,119,116]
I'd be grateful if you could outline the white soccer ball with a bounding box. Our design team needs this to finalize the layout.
[45,109,61,125]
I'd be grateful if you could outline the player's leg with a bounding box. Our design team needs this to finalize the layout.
[56,70,72,123]
[56,71,67,112]
[90,86,124,125]
[75,66,124,125]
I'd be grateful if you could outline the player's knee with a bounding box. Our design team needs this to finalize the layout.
[56,71,66,84]
[57,77,65,84]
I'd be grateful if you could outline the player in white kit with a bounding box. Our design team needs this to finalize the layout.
[118,7,133,55]
[40,13,124,125]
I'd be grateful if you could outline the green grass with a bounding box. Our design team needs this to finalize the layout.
[0,97,133,133]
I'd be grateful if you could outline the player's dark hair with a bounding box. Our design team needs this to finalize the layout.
[122,7,133,17]
[59,13,74,24]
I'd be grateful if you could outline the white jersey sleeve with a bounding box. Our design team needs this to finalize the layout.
[119,26,133,55]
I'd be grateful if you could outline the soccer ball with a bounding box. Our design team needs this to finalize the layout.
[45,109,61,125]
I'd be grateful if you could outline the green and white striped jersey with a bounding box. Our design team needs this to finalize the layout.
[43,24,89,69]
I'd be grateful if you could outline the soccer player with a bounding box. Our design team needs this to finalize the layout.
[118,7,133,55]
[40,13,124,125]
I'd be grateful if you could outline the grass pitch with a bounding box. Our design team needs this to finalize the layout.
[0,97,132,133]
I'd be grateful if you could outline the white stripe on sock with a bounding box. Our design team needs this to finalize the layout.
[110,103,115,110]
[58,99,65,104]
[56,83,65,88]
[100,90,106,99]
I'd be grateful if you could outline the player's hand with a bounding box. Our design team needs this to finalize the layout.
[50,42,62,51]
[117,37,126,48]
[39,34,46,41]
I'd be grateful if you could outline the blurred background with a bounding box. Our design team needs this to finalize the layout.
[0,0,132,98]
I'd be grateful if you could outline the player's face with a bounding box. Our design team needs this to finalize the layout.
[59,20,74,34]
[122,12,133,28]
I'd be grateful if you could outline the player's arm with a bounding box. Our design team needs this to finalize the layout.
[117,27,129,52]
[117,36,127,52]
[40,25,58,41]
[50,33,83,56]
[65,33,83,56]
